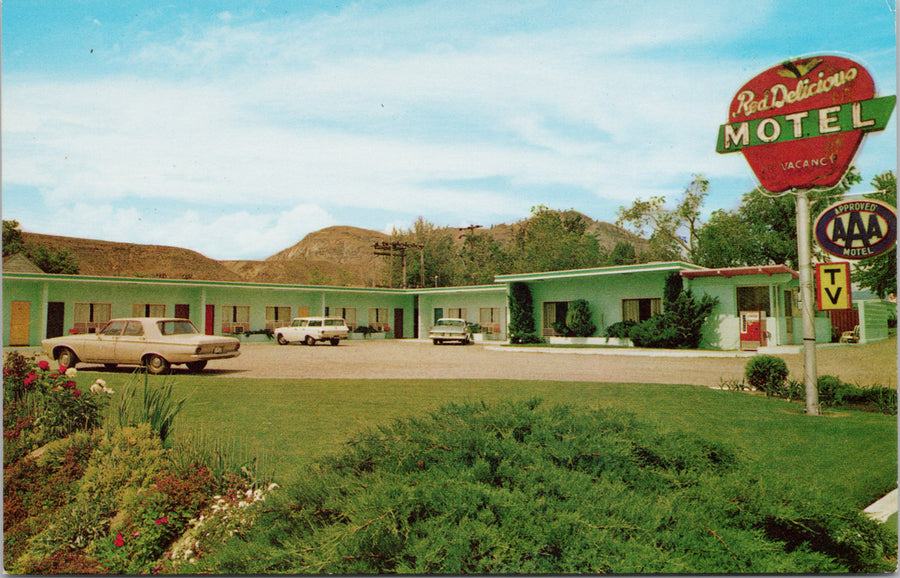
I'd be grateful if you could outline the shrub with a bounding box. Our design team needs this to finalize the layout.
[564,299,596,337]
[744,356,789,395]
[508,282,536,342]
[626,291,718,349]
[200,400,894,574]
[605,319,637,339]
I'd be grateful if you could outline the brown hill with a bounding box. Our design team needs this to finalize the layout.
[13,214,650,285]
[19,232,243,282]
[267,226,389,263]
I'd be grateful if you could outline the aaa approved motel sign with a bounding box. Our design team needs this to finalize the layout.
[716,55,895,192]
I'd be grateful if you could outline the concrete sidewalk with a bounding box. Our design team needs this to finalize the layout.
[864,489,898,523]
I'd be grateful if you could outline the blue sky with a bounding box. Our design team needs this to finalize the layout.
[3,0,896,260]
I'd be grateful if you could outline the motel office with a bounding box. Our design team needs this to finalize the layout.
[3,261,892,351]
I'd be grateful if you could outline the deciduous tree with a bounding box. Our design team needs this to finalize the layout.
[854,171,896,299]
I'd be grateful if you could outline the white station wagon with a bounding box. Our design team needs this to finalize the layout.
[41,317,241,374]
[274,317,350,346]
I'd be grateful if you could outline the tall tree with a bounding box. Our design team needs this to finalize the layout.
[854,171,896,299]
[692,167,862,269]
[3,220,25,257]
[616,175,708,260]
[392,217,461,288]
[458,231,506,285]
[507,207,602,273]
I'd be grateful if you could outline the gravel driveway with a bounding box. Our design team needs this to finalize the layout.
[195,338,896,388]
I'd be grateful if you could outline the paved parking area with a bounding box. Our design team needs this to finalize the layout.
[173,338,896,388]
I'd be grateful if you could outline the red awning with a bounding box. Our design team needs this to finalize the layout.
[680,265,798,279]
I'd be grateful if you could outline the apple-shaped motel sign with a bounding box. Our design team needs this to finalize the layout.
[716,55,895,192]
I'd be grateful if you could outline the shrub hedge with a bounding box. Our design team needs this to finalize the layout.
[200,399,895,574]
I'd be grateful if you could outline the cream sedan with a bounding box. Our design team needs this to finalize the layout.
[41,317,241,374]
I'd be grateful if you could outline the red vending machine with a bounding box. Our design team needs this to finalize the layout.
[739,311,766,351]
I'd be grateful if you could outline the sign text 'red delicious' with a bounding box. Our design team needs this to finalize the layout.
[716,55,895,192]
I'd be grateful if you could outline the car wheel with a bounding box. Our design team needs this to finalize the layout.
[145,354,170,375]
[330,338,340,346]
[186,360,208,373]
[56,348,78,369]
[432,339,440,345]
[305,336,316,346]
[463,337,470,345]
[277,334,289,345]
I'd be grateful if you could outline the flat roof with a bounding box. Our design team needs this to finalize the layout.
[494,261,704,283]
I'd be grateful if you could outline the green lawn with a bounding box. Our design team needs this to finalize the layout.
[92,372,897,507]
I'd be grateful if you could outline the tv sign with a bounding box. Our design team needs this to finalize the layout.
[716,55,895,192]
[814,199,897,259]
[815,262,852,311]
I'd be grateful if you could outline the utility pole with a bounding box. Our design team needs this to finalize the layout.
[795,189,820,415]
[373,241,424,289]
[458,224,483,239]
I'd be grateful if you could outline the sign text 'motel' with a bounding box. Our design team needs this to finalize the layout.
[716,55,895,192]
[716,96,895,152]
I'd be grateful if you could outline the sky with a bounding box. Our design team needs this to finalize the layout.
[2,0,896,260]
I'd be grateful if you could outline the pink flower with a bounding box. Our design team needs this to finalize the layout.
[38,360,50,371]
[114,533,125,547]
[133,531,142,537]
[154,517,168,525]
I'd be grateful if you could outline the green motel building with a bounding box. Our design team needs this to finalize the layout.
[4,260,890,351]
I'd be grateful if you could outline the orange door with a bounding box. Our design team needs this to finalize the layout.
[9,301,31,346]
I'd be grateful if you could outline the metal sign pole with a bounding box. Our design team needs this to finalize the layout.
[795,188,821,415]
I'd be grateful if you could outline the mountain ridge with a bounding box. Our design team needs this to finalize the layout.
[15,212,649,286]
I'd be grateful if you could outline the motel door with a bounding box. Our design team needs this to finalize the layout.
[393,308,404,339]
[9,301,31,346]
[205,305,215,335]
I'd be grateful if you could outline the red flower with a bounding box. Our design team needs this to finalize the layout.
[154,517,168,525]
[38,360,50,371]
[72,389,81,398]
[114,533,125,547]
[58,365,67,374]
[66,380,77,389]
[23,373,37,387]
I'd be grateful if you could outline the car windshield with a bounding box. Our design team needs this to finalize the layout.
[436,319,464,327]
[157,320,199,336]
[324,319,345,326]
[99,321,127,336]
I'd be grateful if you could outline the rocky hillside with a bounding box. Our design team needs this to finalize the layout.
[13,213,650,286]
[19,232,244,281]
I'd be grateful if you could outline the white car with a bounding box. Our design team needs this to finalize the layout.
[41,317,241,374]
[275,317,350,346]
[429,318,472,345]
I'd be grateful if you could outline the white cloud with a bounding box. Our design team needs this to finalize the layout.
[4,1,895,260]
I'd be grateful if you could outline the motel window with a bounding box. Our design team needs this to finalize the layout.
[622,298,661,324]
[542,301,569,336]
[369,308,390,332]
[447,307,467,320]
[74,302,112,334]
[222,305,250,334]
[433,308,443,324]
[479,307,502,334]
[266,306,292,331]
[335,307,357,329]
[131,303,166,318]
[736,286,771,316]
